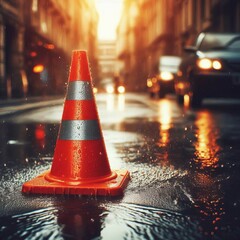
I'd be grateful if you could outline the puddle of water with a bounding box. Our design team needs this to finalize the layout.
[0,122,58,167]
[0,203,203,240]
[2,201,238,240]
[101,203,202,240]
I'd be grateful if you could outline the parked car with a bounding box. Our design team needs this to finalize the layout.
[147,56,181,98]
[175,32,240,107]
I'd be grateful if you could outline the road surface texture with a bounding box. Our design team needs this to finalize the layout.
[0,93,240,239]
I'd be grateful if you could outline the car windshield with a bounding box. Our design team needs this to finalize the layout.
[228,39,240,50]
[199,34,240,51]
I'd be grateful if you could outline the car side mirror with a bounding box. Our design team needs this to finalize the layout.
[184,46,197,53]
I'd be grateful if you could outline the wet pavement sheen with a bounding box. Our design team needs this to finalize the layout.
[0,93,240,239]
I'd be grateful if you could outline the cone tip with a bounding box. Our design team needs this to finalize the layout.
[69,50,91,81]
[72,49,87,55]
[71,50,88,62]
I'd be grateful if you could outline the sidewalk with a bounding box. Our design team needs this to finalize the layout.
[0,96,64,118]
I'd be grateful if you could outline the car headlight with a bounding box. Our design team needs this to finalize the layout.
[212,60,222,70]
[106,85,114,94]
[197,58,212,69]
[160,71,174,81]
[197,58,222,70]
[117,86,125,94]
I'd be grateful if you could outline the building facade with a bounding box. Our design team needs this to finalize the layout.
[0,0,25,98]
[117,0,142,91]
[117,0,176,91]
[117,0,240,92]
[0,0,98,98]
[174,0,240,55]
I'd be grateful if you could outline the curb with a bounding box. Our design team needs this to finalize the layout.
[0,97,64,119]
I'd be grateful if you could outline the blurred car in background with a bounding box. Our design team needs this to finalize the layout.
[105,84,125,94]
[147,56,181,98]
[102,76,125,94]
[175,32,240,107]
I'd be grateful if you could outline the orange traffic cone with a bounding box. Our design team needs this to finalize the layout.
[22,50,130,196]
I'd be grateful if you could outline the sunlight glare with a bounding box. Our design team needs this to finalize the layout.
[94,0,123,40]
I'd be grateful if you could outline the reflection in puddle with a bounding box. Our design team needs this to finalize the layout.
[194,111,221,169]
[102,203,202,240]
[155,99,175,167]
[158,100,172,131]
[106,94,125,112]
[7,140,29,145]
[183,94,190,108]
[0,203,201,240]
[106,93,115,111]
[0,122,59,166]
[35,124,46,150]
[193,111,226,237]
[158,100,171,146]
[157,100,171,160]
[117,94,125,111]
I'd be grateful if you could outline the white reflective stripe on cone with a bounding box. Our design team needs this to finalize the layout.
[66,81,93,100]
[59,120,101,140]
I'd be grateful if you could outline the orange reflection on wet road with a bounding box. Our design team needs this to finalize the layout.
[155,100,173,166]
[157,100,172,147]
[194,111,221,169]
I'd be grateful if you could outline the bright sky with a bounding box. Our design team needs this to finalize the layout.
[94,0,123,41]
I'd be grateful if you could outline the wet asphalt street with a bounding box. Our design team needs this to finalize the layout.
[0,93,240,240]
